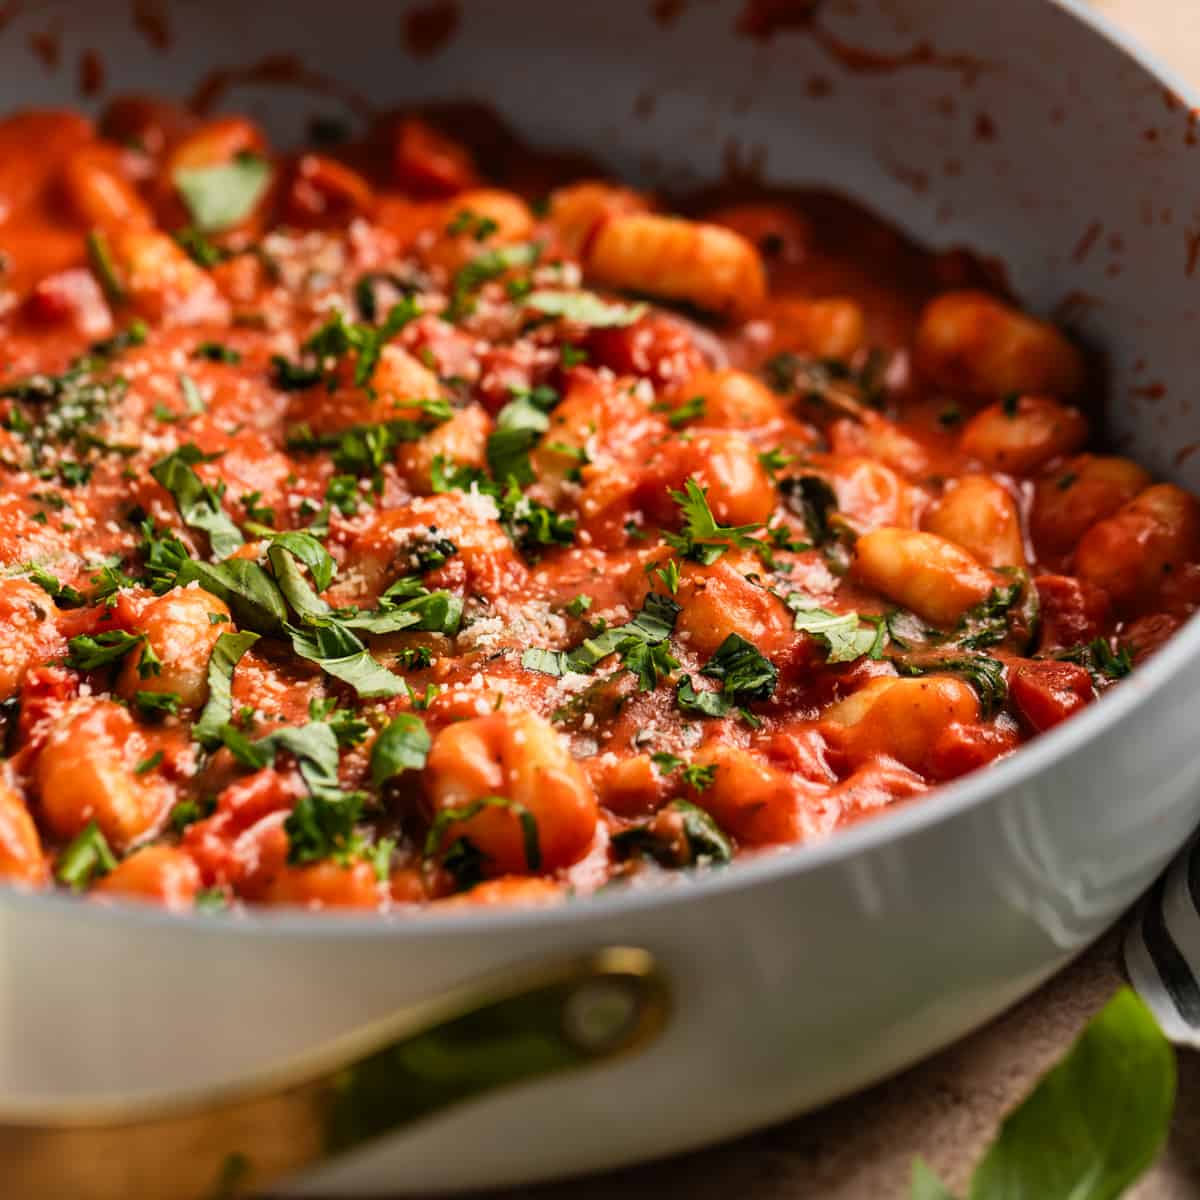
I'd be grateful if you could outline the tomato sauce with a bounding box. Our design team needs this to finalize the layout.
[0,98,1195,913]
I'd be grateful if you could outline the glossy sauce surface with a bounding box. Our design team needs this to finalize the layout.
[0,98,1195,913]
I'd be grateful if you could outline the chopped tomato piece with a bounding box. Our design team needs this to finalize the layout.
[1009,661,1094,733]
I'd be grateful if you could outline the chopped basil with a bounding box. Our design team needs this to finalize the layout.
[522,592,680,687]
[169,795,215,833]
[431,457,576,556]
[369,713,431,786]
[26,564,85,607]
[661,394,707,428]
[486,385,559,486]
[524,289,646,327]
[612,800,732,868]
[192,342,242,364]
[446,241,543,322]
[1054,637,1134,683]
[174,226,227,268]
[85,229,125,304]
[178,372,205,414]
[150,444,245,560]
[133,749,164,775]
[957,569,1038,652]
[701,633,778,701]
[786,594,884,664]
[134,690,180,719]
[286,623,405,698]
[56,820,118,890]
[675,676,735,720]
[565,594,593,618]
[891,653,1007,719]
[425,796,541,872]
[174,155,272,233]
[779,475,839,547]
[193,631,261,748]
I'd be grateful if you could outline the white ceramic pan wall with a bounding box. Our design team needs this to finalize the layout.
[1,0,1200,1193]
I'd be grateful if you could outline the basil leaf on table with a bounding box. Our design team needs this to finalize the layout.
[910,1159,957,1200]
[911,988,1175,1200]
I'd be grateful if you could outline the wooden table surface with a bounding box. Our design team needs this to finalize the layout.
[492,5,1200,1198]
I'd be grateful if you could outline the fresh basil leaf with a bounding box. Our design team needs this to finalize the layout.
[424,796,541,872]
[967,988,1174,1200]
[701,633,778,701]
[266,722,343,800]
[174,155,272,233]
[446,241,543,321]
[613,800,732,868]
[675,676,732,719]
[267,724,367,867]
[287,623,405,698]
[780,475,839,547]
[267,531,335,590]
[910,1159,957,1200]
[370,713,431,787]
[193,631,260,748]
[487,397,552,486]
[269,544,333,625]
[56,820,118,890]
[892,654,1007,720]
[150,444,245,560]
[521,647,566,676]
[786,596,880,665]
[524,289,646,328]
[177,558,287,636]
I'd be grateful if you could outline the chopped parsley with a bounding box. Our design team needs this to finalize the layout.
[522,592,681,690]
[445,241,542,322]
[66,629,145,671]
[664,478,764,565]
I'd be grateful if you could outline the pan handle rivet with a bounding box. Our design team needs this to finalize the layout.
[561,977,642,1053]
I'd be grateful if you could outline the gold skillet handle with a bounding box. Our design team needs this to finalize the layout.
[0,946,669,1200]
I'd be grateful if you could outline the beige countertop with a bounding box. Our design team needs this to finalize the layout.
[490,5,1200,1198]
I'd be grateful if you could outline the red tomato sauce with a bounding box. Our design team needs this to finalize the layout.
[0,99,1195,913]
